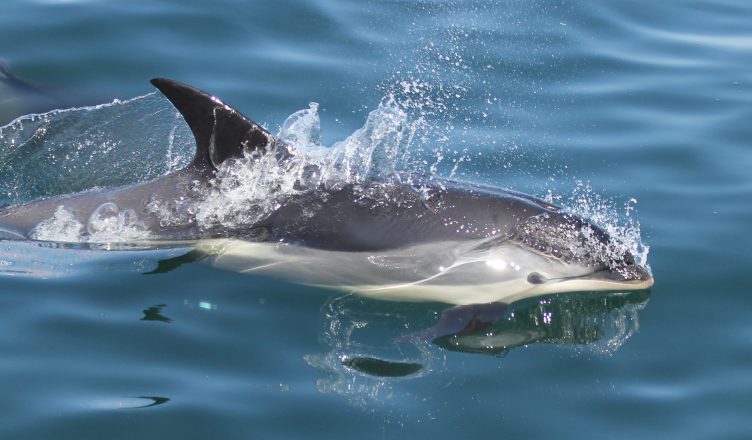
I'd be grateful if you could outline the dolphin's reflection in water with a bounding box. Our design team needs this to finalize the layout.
[304,291,649,403]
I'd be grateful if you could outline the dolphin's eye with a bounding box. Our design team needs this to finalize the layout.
[623,252,635,266]
[527,272,545,284]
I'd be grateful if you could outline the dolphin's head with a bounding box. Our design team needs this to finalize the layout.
[480,211,654,295]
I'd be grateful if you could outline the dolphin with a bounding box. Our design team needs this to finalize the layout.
[0,64,66,126]
[0,78,653,304]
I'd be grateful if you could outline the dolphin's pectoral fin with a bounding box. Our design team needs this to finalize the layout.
[150,78,277,172]
[401,302,508,342]
[144,249,208,275]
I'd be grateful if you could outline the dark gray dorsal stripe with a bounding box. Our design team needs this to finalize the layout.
[150,78,276,172]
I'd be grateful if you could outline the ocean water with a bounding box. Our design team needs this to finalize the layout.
[0,0,750,438]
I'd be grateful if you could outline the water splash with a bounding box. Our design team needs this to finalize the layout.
[559,181,650,268]
[191,97,428,233]
[279,102,322,148]
[331,96,426,183]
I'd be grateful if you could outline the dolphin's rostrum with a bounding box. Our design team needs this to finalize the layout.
[0,78,653,304]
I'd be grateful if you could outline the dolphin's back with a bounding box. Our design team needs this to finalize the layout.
[259,181,560,251]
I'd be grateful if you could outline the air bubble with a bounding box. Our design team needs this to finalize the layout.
[87,202,120,234]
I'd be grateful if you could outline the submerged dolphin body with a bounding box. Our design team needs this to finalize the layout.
[0,78,653,304]
[0,64,66,125]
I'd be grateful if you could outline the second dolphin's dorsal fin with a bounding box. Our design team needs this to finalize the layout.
[150,78,276,172]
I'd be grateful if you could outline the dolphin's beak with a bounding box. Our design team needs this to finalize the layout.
[586,264,654,288]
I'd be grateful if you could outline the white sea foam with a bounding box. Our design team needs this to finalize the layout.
[29,202,151,243]
[29,206,84,242]
[85,202,151,243]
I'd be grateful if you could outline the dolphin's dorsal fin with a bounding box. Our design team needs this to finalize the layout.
[150,78,276,172]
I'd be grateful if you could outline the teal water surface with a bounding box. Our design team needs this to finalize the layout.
[1,0,751,438]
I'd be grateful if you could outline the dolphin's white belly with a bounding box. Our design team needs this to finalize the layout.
[202,237,629,305]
